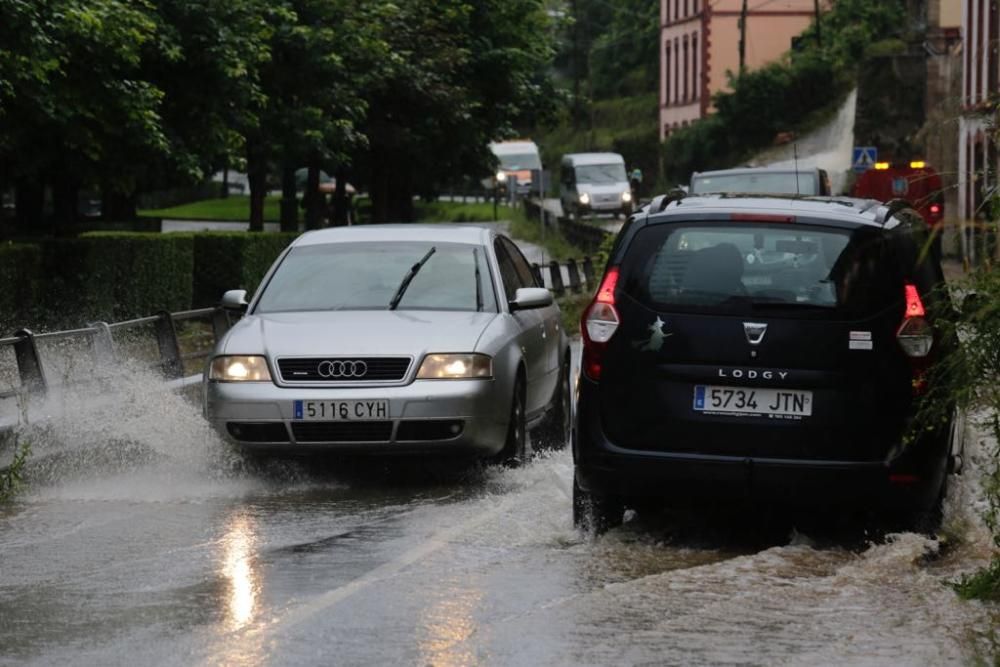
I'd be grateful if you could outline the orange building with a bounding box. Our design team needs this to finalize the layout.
[660,0,825,139]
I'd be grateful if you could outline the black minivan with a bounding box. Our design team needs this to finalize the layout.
[573,194,961,531]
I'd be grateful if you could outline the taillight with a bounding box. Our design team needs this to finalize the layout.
[897,283,933,394]
[581,268,621,381]
[929,203,942,216]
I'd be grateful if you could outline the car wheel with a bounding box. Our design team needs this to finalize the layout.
[493,376,527,467]
[534,359,571,450]
[572,469,623,534]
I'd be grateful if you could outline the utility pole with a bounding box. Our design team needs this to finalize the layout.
[739,0,748,75]
[814,0,822,47]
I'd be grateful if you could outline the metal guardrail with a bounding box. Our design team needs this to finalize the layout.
[0,307,233,435]
[530,256,599,296]
[522,197,614,254]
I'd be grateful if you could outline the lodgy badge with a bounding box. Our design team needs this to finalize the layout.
[717,368,788,380]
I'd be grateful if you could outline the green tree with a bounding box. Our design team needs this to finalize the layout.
[588,0,659,100]
[250,0,376,232]
[354,0,556,223]
[0,0,166,232]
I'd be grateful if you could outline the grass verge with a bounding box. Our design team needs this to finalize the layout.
[508,206,583,262]
[139,195,283,222]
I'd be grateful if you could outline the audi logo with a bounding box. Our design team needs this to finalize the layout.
[317,360,368,378]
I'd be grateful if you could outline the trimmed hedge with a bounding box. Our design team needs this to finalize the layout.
[0,232,298,332]
[82,232,195,318]
[0,243,44,331]
[192,232,298,307]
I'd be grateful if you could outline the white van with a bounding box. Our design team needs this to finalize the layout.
[560,152,632,218]
[489,140,542,195]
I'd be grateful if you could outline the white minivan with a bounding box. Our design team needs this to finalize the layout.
[560,152,632,218]
[489,140,542,196]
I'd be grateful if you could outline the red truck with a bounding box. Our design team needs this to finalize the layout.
[851,160,944,229]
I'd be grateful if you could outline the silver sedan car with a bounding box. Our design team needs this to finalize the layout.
[203,225,571,462]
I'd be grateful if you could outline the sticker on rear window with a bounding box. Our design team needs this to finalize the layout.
[849,340,873,350]
[633,316,671,352]
[849,331,872,341]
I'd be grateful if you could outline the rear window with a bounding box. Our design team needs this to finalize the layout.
[620,222,898,318]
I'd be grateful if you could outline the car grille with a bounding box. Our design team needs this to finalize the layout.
[291,421,394,443]
[277,357,411,383]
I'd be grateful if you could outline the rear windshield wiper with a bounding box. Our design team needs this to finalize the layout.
[389,246,436,310]
[473,248,483,312]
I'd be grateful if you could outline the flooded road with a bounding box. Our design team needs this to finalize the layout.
[1,364,998,665]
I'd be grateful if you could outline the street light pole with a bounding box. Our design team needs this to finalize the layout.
[814,0,822,47]
[739,0,748,75]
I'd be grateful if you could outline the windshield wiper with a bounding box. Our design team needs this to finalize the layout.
[473,248,483,312]
[389,246,436,310]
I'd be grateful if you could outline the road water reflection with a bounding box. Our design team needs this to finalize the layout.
[0,376,998,665]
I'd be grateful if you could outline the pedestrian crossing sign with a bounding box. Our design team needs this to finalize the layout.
[852,146,878,172]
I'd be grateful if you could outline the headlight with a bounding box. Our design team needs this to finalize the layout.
[579,192,590,205]
[621,190,632,202]
[417,353,493,379]
[209,355,272,382]
[496,171,508,182]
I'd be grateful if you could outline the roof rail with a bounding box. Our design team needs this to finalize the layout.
[650,188,687,213]
[875,198,911,225]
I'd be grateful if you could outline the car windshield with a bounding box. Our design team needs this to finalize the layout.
[255,242,498,313]
[575,163,627,184]
[692,172,817,195]
[621,223,897,318]
[497,153,541,170]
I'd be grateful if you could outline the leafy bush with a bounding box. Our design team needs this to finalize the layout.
[662,53,848,183]
[0,437,31,504]
[191,232,298,306]
[919,267,1000,600]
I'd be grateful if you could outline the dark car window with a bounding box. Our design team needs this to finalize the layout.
[255,241,498,313]
[500,236,539,288]
[621,222,898,319]
[494,240,523,302]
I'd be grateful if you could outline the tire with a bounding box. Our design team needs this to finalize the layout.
[572,469,623,534]
[493,376,527,467]
[534,359,571,451]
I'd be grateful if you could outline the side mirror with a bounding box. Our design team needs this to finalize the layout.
[509,287,553,312]
[221,289,249,311]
